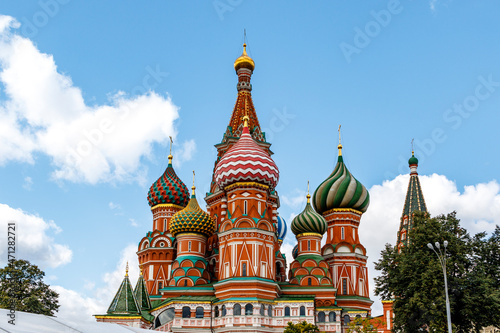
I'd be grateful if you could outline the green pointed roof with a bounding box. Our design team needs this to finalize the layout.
[134,272,152,311]
[397,152,427,247]
[107,271,141,315]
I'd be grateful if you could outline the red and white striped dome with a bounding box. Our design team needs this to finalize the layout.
[214,120,279,189]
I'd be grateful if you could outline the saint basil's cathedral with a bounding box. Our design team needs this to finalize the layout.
[95,44,427,332]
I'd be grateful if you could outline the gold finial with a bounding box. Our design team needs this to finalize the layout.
[411,138,414,156]
[139,266,143,276]
[307,181,311,203]
[338,125,343,156]
[242,115,249,128]
[168,136,173,164]
[192,170,196,195]
[125,262,129,277]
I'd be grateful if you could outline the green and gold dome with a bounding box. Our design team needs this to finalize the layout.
[312,143,370,214]
[291,193,327,236]
[170,185,215,238]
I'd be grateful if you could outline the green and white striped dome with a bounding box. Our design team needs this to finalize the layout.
[312,145,370,214]
[291,194,327,236]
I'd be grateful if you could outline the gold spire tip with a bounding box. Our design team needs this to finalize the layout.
[192,171,196,195]
[168,136,173,163]
[338,125,343,156]
[125,262,129,277]
[139,266,143,276]
[242,115,249,127]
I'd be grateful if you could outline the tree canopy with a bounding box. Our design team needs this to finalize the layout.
[283,320,320,333]
[374,211,500,333]
[0,259,59,316]
[345,316,382,333]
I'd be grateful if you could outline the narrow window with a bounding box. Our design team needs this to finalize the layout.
[308,277,312,286]
[188,241,191,252]
[242,262,247,277]
[342,278,348,295]
[258,201,261,214]
[158,282,163,291]
[184,279,188,287]
[196,307,204,318]
[341,227,345,240]
[268,305,272,317]
[300,306,305,316]
[182,306,191,318]
[318,312,325,322]
[233,304,241,315]
[307,240,311,251]
[164,219,167,231]
[344,315,351,324]
[222,305,226,316]
[214,306,219,318]
[245,304,253,315]
[284,306,290,317]
[260,305,265,316]
[244,200,248,215]
[329,311,336,322]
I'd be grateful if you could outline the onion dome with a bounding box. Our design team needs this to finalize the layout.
[409,151,418,166]
[276,214,287,241]
[312,143,370,214]
[170,184,215,238]
[234,43,255,72]
[292,244,298,259]
[148,154,190,208]
[214,116,279,189]
[291,193,327,236]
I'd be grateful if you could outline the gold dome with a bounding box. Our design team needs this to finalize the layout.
[234,43,255,71]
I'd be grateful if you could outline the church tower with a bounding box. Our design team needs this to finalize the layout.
[138,151,190,295]
[396,151,427,251]
[312,135,372,314]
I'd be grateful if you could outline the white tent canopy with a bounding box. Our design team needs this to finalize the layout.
[0,309,153,333]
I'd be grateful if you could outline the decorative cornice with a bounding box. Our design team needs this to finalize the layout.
[151,203,185,211]
[224,181,269,192]
[323,207,362,216]
[296,232,322,238]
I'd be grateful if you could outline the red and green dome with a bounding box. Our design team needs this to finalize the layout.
[312,145,370,214]
[147,155,190,208]
[170,188,215,238]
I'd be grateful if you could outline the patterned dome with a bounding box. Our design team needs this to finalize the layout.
[409,152,418,166]
[276,214,287,241]
[148,155,190,208]
[170,188,215,238]
[312,145,370,214]
[214,117,279,189]
[292,244,298,259]
[291,194,327,236]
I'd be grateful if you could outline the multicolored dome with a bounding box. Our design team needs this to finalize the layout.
[214,117,279,189]
[170,187,215,238]
[276,214,287,241]
[148,155,190,208]
[234,43,255,71]
[291,194,327,236]
[312,145,370,214]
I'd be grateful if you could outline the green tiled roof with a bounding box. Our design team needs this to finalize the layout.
[134,274,152,311]
[107,275,141,315]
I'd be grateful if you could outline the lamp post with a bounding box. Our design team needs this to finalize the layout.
[427,241,452,333]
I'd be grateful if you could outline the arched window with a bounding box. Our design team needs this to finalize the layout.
[268,305,272,317]
[300,306,306,316]
[245,304,253,315]
[196,307,204,318]
[318,311,325,322]
[308,277,312,286]
[344,315,351,324]
[233,303,241,315]
[259,305,265,316]
[329,311,336,322]
[214,306,219,318]
[184,279,188,287]
[182,306,191,318]
[221,305,226,316]
[284,306,290,317]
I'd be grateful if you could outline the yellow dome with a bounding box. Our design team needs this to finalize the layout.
[234,43,255,71]
[170,187,215,238]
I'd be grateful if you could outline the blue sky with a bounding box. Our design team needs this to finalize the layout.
[0,0,499,319]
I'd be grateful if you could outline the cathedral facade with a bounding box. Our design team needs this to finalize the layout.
[96,45,373,332]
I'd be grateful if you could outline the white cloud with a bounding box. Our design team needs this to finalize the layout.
[173,139,197,167]
[0,15,193,184]
[54,244,139,322]
[23,176,33,190]
[361,174,500,316]
[0,203,72,268]
[281,188,307,211]
[108,202,121,210]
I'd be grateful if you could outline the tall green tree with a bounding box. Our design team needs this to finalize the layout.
[0,259,59,316]
[374,212,500,333]
[345,316,382,333]
[283,320,320,333]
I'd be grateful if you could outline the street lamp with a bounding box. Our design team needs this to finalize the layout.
[427,241,452,333]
